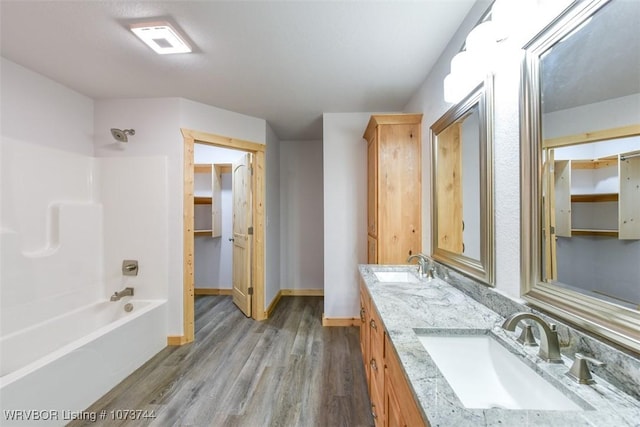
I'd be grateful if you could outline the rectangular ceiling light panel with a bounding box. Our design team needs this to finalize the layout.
[130,22,191,55]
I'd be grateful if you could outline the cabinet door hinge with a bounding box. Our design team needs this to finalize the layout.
[248,287,254,295]
[248,226,254,235]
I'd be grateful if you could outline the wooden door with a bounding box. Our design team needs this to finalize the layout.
[232,153,253,317]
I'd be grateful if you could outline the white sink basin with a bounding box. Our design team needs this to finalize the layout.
[374,271,420,283]
[416,332,585,411]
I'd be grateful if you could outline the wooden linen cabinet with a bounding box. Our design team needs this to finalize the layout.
[363,114,423,264]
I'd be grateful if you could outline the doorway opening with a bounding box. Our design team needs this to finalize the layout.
[180,128,266,345]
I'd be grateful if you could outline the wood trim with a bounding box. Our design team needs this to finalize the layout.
[182,128,265,153]
[322,314,359,327]
[572,229,619,237]
[571,158,617,169]
[183,136,196,344]
[265,290,283,318]
[194,229,213,237]
[194,164,212,173]
[216,164,232,174]
[181,128,267,336]
[281,289,324,297]
[194,196,212,204]
[543,124,640,148]
[253,150,266,320]
[194,288,233,296]
[167,335,189,346]
[571,193,618,203]
[363,113,423,141]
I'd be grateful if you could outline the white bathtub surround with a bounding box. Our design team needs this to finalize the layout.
[0,146,169,425]
[0,299,167,426]
[1,139,103,336]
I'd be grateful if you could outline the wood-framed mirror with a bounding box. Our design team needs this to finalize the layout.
[521,0,640,352]
[431,78,494,285]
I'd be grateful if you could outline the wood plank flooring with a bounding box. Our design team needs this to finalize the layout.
[69,296,373,427]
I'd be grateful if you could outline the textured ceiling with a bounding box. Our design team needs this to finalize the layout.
[541,0,640,113]
[0,0,477,140]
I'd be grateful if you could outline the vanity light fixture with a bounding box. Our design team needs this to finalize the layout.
[443,0,549,103]
[130,21,192,55]
[443,20,498,103]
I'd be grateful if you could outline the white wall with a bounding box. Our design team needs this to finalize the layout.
[543,93,640,140]
[0,58,94,156]
[280,140,324,291]
[180,99,266,145]
[322,113,370,318]
[265,124,281,309]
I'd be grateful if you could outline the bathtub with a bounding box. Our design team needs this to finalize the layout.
[0,299,167,426]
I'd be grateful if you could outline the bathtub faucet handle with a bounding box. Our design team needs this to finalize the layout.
[122,260,138,276]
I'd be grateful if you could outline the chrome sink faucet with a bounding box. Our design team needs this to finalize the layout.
[502,312,563,363]
[110,287,134,301]
[407,254,433,278]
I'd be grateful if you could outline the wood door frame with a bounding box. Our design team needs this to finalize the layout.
[180,128,266,345]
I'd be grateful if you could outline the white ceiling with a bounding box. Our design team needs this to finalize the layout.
[0,0,476,140]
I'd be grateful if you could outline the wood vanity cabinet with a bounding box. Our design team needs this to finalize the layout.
[385,334,428,427]
[363,114,423,264]
[359,280,428,427]
[360,280,385,426]
[360,282,370,384]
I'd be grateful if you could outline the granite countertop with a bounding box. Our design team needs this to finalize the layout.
[359,264,640,427]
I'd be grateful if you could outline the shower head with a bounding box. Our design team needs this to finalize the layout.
[110,128,135,142]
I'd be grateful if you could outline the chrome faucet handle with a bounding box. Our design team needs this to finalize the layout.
[516,324,538,347]
[566,353,605,384]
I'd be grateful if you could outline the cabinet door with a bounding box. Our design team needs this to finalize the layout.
[619,152,640,239]
[370,372,384,427]
[385,367,405,427]
[369,306,385,425]
[368,236,378,264]
[378,123,421,263]
[211,165,222,237]
[359,282,370,383]
[384,335,427,427]
[368,137,378,238]
[553,159,572,237]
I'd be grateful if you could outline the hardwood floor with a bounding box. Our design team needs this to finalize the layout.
[70,296,373,427]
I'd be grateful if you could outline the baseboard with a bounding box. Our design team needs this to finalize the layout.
[194,288,233,296]
[322,314,359,327]
[167,335,190,346]
[265,290,283,318]
[280,289,324,297]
